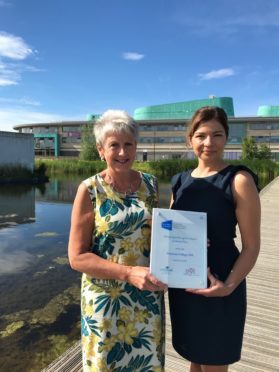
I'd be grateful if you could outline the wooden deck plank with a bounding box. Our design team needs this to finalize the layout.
[42,177,279,371]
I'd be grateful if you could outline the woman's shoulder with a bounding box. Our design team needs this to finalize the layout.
[141,172,157,184]
[140,172,158,196]
[171,169,192,187]
[226,164,259,189]
[81,174,101,199]
[82,174,98,187]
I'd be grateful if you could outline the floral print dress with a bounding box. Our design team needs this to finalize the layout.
[81,172,165,371]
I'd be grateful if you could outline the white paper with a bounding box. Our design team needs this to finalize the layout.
[150,208,207,288]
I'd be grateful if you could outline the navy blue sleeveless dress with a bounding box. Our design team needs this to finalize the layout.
[168,165,258,365]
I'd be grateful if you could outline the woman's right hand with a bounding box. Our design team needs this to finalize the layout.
[126,266,167,292]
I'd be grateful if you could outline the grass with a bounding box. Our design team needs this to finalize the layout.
[36,158,279,181]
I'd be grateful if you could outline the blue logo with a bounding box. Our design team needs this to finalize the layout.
[161,220,172,230]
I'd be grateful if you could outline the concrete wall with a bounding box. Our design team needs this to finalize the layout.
[0,131,34,171]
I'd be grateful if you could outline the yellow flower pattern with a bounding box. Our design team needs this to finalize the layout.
[122,251,140,266]
[99,318,112,332]
[120,237,133,251]
[95,217,109,235]
[117,322,138,345]
[81,173,165,371]
[119,307,132,322]
[98,335,117,353]
[134,308,150,323]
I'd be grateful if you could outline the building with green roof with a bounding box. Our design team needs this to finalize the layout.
[257,105,279,117]
[134,97,234,120]
[13,97,279,161]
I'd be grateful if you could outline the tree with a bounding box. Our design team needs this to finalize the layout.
[241,137,272,160]
[79,122,99,160]
[241,137,258,160]
[257,143,272,160]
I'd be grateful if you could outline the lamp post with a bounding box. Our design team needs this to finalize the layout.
[267,124,272,149]
[153,127,156,161]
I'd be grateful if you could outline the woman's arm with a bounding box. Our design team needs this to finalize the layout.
[68,183,166,291]
[169,193,174,208]
[187,170,261,297]
[223,170,261,293]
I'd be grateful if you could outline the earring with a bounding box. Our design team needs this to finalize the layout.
[100,156,105,161]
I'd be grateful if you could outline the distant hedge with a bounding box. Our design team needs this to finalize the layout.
[35,158,278,182]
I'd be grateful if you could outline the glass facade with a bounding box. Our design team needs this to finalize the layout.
[139,136,185,144]
[134,97,235,120]
[250,123,279,130]
[32,126,58,134]
[14,110,279,160]
[257,105,279,117]
[61,137,81,144]
[140,124,185,132]
[34,133,59,156]
[227,123,246,144]
[62,126,80,132]
[21,127,32,134]
[254,136,279,143]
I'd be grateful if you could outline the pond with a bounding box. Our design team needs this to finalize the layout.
[0,171,270,371]
[0,177,171,372]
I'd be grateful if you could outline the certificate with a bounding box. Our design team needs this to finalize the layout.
[150,208,207,289]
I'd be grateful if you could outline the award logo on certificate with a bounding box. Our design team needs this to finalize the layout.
[150,208,207,289]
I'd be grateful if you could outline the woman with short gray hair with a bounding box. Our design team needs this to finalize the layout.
[68,109,166,371]
[93,109,139,146]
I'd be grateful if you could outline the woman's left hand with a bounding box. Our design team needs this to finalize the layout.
[185,268,233,297]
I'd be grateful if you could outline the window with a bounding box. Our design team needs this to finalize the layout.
[249,123,279,130]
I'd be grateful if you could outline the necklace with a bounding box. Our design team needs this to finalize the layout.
[106,173,133,196]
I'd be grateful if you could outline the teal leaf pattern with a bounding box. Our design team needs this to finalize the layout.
[124,283,160,315]
[114,354,153,372]
[100,199,119,216]
[108,210,146,240]
[123,343,132,354]
[132,328,152,351]
[94,291,132,316]
[107,342,125,364]
[83,316,101,337]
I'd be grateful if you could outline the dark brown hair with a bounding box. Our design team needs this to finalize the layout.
[187,106,229,141]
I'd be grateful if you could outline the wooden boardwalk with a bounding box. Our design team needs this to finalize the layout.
[43,177,279,372]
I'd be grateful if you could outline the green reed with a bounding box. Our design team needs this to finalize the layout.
[36,158,278,186]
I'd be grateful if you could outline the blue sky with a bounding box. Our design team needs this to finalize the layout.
[0,0,279,132]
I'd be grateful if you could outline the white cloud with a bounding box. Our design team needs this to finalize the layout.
[198,68,236,81]
[0,249,34,275]
[0,32,38,86]
[122,52,144,61]
[0,238,34,275]
[0,31,33,60]
[0,77,17,86]
[0,61,20,86]
[0,109,66,132]
[0,96,41,106]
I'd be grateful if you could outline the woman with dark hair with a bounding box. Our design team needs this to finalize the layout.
[169,106,261,372]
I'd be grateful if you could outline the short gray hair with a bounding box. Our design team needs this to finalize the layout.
[94,109,139,146]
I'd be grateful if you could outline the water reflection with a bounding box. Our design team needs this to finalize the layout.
[35,178,81,203]
[35,177,171,206]
[0,185,35,229]
[0,180,82,371]
[0,177,172,371]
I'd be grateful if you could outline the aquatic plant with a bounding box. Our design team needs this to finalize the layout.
[0,321,25,338]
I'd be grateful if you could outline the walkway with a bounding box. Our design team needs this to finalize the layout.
[43,177,279,372]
